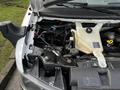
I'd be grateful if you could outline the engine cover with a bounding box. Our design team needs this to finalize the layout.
[70,67,120,90]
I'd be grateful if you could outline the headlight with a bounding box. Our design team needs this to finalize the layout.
[20,74,62,90]
[21,76,46,90]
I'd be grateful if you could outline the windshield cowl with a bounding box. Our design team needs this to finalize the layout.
[30,0,120,14]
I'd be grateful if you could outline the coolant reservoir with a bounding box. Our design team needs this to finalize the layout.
[72,22,107,68]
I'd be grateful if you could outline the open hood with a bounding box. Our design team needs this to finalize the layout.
[30,0,120,12]
[30,0,57,12]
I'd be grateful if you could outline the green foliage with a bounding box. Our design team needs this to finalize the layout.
[0,41,13,72]
[0,0,29,8]
[0,6,27,25]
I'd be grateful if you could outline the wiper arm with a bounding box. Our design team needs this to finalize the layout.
[56,3,73,8]
[44,0,73,8]
[68,2,120,16]
[82,6,120,16]
[56,2,88,8]
[108,2,120,5]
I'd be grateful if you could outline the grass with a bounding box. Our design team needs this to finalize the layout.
[0,6,27,25]
[0,0,29,72]
[0,0,28,8]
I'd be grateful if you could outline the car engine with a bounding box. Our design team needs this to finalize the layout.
[1,0,120,90]
[21,19,120,90]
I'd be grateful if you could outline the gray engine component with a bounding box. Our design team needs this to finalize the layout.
[70,68,120,90]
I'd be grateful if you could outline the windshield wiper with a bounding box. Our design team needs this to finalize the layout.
[58,2,120,16]
[78,3,120,16]
[56,2,88,8]
[82,6,120,16]
[44,0,73,8]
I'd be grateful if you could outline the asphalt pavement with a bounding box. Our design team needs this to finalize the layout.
[5,69,21,90]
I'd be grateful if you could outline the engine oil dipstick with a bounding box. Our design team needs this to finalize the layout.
[107,40,114,47]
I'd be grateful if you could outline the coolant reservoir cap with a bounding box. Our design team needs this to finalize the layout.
[86,27,93,33]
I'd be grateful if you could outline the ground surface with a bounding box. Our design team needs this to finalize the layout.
[5,69,21,90]
[0,0,28,72]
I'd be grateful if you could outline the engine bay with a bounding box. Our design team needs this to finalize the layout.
[22,19,120,90]
[33,19,120,67]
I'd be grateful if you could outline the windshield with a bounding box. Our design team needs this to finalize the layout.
[65,0,120,6]
[44,0,120,7]
[30,0,120,19]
